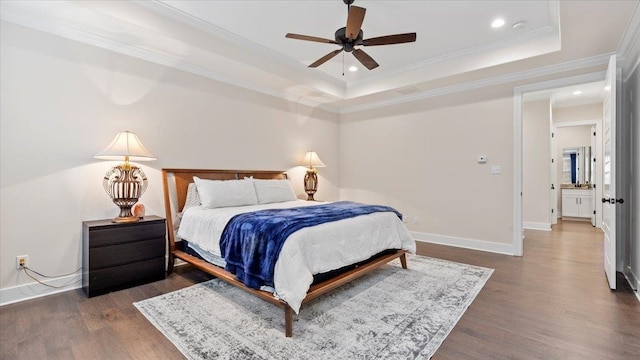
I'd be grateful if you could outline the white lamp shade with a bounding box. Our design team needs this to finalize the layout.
[302,151,326,168]
[95,131,156,161]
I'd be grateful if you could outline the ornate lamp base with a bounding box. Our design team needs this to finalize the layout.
[103,162,148,223]
[112,215,140,223]
[304,169,318,201]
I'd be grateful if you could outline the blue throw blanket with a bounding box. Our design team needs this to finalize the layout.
[220,201,402,289]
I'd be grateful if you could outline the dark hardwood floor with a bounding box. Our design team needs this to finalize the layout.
[1,220,638,359]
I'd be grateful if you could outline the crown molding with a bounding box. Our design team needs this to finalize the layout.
[0,2,341,114]
[0,1,626,115]
[348,0,561,94]
[136,0,345,93]
[617,2,640,81]
[340,54,611,114]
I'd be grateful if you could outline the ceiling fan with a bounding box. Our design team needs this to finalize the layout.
[285,0,417,70]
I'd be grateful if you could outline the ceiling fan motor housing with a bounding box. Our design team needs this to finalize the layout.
[335,27,363,52]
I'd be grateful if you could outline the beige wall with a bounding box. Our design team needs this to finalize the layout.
[553,103,603,123]
[523,99,551,227]
[340,90,514,250]
[0,23,340,302]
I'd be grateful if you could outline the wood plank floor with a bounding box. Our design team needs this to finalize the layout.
[1,220,638,359]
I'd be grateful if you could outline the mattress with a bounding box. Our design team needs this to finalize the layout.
[177,200,416,313]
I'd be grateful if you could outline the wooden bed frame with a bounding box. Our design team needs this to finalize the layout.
[162,168,408,337]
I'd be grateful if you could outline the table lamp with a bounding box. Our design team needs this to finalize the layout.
[95,131,156,223]
[302,151,326,201]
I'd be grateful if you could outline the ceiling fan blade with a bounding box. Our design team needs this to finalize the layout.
[309,49,344,68]
[345,6,366,40]
[286,33,339,44]
[352,49,379,70]
[362,33,417,46]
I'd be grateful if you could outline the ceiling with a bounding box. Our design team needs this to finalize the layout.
[1,1,638,113]
[524,81,606,108]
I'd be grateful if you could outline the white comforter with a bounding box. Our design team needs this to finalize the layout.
[177,200,416,313]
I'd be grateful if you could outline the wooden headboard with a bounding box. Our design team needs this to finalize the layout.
[161,169,288,250]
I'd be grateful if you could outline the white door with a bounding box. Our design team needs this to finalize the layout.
[550,121,558,225]
[591,126,596,226]
[602,55,617,290]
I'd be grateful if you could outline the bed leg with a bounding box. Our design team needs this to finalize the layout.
[167,252,175,275]
[284,306,293,337]
[400,252,408,269]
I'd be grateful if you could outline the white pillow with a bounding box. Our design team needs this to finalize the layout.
[173,183,202,230]
[193,177,258,209]
[183,182,201,210]
[251,179,298,204]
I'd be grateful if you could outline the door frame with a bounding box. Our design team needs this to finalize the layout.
[553,119,603,228]
[513,71,606,256]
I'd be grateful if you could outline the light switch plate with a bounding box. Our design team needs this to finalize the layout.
[491,165,501,174]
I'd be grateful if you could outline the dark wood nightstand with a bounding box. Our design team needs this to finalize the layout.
[82,215,166,297]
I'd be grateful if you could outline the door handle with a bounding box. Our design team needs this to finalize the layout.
[603,197,625,204]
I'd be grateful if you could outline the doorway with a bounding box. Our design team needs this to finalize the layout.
[513,71,606,256]
[520,78,604,234]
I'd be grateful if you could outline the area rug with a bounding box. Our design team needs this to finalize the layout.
[134,255,493,360]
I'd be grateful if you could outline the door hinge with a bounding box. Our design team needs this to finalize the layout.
[593,131,596,136]
[552,209,555,213]
[593,210,596,214]
[551,132,554,138]
[551,184,555,190]
[551,158,554,163]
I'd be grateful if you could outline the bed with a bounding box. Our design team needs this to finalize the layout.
[162,168,415,337]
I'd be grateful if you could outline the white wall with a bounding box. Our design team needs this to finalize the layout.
[340,89,515,254]
[0,22,340,304]
[523,99,551,229]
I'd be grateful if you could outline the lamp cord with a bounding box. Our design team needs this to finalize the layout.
[20,265,82,289]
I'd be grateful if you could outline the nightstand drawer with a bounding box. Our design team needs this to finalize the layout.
[86,257,165,297]
[82,216,166,297]
[89,222,165,248]
[89,237,165,270]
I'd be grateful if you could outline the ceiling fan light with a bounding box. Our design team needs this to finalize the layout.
[349,66,358,72]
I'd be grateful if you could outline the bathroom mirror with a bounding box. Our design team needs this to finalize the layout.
[562,146,593,185]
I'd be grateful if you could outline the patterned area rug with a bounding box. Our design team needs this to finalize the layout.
[134,255,493,360]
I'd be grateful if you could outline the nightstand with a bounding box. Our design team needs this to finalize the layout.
[82,215,166,297]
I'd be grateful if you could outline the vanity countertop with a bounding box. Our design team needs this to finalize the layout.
[561,185,593,189]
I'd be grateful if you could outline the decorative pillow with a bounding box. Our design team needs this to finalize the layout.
[183,182,201,210]
[251,179,298,204]
[193,177,258,209]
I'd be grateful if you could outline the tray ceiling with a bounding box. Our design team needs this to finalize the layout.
[1,0,637,113]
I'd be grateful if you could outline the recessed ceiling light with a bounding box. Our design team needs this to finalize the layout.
[512,21,526,30]
[573,90,582,96]
[491,18,505,28]
[348,66,358,72]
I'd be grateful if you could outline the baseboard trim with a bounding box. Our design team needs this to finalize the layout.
[412,231,516,256]
[0,274,81,306]
[624,265,639,290]
[523,222,552,231]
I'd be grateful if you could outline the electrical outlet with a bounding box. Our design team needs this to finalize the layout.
[16,255,28,270]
